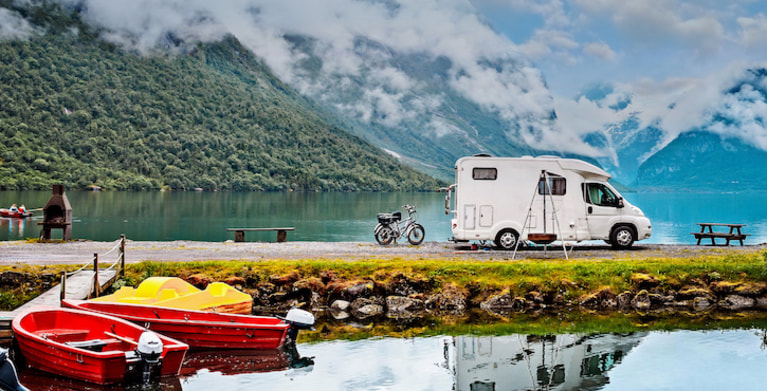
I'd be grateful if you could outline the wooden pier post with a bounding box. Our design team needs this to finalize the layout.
[60,271,66,302]
[119,234,126,277]
[93,253,99,298]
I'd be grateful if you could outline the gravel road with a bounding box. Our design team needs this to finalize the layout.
[1,239,765,265]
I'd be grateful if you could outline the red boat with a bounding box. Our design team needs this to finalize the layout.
[0,209,32,218]
[61,299,315,350]
[12,306,189,385]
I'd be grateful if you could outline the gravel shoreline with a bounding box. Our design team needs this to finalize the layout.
[1,239,765,265]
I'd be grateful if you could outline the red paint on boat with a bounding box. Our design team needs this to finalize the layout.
[12,306,188,385]
[62,299,290,350]
[0,209,32,218]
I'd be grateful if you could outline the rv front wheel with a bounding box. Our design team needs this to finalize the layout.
[495,229,519,250]
[610,226,635,249]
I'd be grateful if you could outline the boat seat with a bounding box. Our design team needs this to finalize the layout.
[65,339,110,352]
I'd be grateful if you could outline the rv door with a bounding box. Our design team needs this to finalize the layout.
[582,182,622,239]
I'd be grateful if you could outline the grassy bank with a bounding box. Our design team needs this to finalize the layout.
[3,250,767,339]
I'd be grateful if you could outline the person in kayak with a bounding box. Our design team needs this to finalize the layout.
[18,205,26,214]
[9,204,18,212]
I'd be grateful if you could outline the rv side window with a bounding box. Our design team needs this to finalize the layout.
[472,168,497,180]
[538,177,566,195]
[584,183,618,206]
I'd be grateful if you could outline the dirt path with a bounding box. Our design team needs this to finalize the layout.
[1,239,765,265]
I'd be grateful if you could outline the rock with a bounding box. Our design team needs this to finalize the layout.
[631,290,651,311]
[270,271,301,286]
[693,296,712,311]
[186,274,210,288]
[350,298,383,319]
[426,284,467,313]
[756,297,767,309]
[224,276,246,289]
[617,291,633,310]
[719,295,755,311]
[710,281,740,295]
[630,273,659,289]
[480,294,514,310]
[329,300,351,320]
[386,296,425,318]
[330,300,351,312]
[734,282,767,296]
[343,281,376,300]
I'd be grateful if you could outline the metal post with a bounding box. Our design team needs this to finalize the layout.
[120,234,126,277]
[93,253,99,298]
[60,271,66,302]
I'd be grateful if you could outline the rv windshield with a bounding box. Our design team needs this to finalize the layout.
[584,183,619,207]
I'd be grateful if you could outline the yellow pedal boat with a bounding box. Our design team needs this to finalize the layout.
[92,277,253,314]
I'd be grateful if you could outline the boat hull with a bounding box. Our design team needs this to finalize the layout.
[12,306,188,385]
[62,299,290,350]
[0,209,32,218]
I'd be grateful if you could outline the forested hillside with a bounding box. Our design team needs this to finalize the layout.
[0,2,443,191]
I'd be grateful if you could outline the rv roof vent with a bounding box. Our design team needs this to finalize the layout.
[473,153,492,157]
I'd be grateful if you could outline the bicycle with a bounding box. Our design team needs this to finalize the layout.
[373,204,425,245]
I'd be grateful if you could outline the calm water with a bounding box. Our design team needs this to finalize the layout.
[1,190,767,244]
[14,328,767,390]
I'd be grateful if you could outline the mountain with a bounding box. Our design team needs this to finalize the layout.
[636,131,767,191]
[0,2,443,191]
[578,69,767,190]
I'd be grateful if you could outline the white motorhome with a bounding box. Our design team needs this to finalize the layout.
[444,155,651,249]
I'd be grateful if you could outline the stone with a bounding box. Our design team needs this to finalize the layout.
[330,300,351,312]
[719,295,755,311]
[631,290,651,311]
[386,296,425,318]
[693,296,712,311]
[480,294,514,310]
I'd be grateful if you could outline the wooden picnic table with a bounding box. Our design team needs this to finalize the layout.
[692,223,749,246]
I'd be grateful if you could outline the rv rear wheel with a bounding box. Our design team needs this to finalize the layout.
[495,229,519,250]
[610,226,635,249]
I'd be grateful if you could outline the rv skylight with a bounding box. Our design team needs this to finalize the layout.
[472,168,497,180]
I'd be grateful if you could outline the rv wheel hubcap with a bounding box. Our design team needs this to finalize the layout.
[616,229,632,246]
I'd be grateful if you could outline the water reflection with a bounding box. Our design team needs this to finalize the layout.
[179,344,314,377]
[448,333,647,391]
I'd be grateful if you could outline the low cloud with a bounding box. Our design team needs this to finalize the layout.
[0,7,35,39]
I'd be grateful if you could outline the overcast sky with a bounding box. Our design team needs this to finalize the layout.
[471,0,767,97]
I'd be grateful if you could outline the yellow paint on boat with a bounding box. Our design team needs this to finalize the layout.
[92,277,252,314]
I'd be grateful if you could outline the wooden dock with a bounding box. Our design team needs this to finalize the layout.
[0,236,126,337]
[0,269,119,337]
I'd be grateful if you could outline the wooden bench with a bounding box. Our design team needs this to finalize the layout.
[226,227,295,243]
[692,223,749,246]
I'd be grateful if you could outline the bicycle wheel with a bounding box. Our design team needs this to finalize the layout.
[375,226,395,245]
[407,224,425,245]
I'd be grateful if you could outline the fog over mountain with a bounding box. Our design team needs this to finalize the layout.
[8,0,767,188]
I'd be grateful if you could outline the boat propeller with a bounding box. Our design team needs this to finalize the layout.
[0,348,28,391]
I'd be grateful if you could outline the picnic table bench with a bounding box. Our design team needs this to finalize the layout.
[226,227,295,243]
[692,223,749,246]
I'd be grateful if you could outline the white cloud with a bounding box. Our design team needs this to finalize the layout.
[0,7,35,39]
[738,14,767,49]
[583,42,615,60]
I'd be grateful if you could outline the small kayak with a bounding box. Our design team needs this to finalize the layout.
[0,209,32,218]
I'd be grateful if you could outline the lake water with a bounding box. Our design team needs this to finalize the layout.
[1,190,767,244]
[14,327,767,390]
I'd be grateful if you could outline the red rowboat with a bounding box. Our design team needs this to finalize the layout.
[61,299,314,350]
[0,209,32,218]
[12,306,188,385]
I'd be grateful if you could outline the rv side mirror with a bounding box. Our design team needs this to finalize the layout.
[617,197,624,208]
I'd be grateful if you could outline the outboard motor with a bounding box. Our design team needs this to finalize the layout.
[0,348,28,391]
[283,308,315,345]
[136,331,163,384]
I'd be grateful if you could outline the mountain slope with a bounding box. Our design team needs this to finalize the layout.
[0,2,443,191]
